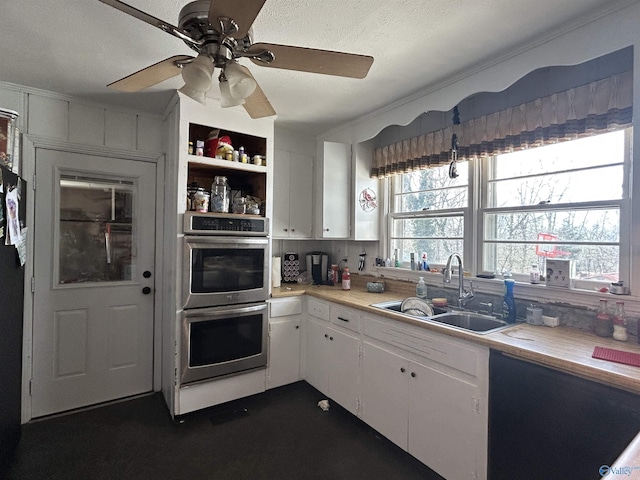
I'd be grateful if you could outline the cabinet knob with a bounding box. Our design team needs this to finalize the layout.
[329,336,334,341]
[400,367,406,373]
[324,228,330,232]
[291,228,295,232]
[283,228,288,232]
[324,334,328,338]
[295,325,299,329]
[411,372,416,378]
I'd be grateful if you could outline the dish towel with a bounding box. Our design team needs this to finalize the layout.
[592,346,640,367]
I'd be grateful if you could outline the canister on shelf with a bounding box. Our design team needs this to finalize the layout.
[186,182,199,211]
[192,188,209,212]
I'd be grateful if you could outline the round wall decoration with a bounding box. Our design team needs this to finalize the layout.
[359,188,377,212]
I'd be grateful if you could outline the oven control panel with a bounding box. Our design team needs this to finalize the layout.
[184,212,269,236]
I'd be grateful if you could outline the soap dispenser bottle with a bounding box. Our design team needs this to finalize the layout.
[502,279,517,323]
[416,277,427,300]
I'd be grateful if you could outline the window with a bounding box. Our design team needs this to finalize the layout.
[482,130,628,285]
[388,129,630,287]
[389,161,470,266]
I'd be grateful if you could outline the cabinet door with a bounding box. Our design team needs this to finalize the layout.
[305,319,329,394]
[272,149,292,237]
[320,142,351,238]
[267,318,301,389]
[408,361,482,480]
[360,342,409,449]
[328,329,360,416]
[288,152,313,238]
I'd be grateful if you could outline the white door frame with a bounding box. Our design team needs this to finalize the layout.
[20,134,166,423]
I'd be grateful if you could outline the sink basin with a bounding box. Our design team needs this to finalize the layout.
[428,312,510,333]
[370,300,449,316]
[370,300,513,334]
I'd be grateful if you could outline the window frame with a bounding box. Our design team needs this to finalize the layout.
[386,128,632,291]
[388,160,476,269]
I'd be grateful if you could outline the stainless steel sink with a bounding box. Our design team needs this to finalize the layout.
[370,300,449,316]
[370,300,513,334]
[427,311,510,333]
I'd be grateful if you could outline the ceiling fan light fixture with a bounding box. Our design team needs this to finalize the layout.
[219,79,245,108]
[181,54,214,92]
[225,61,257,99]
[178,84,207,105]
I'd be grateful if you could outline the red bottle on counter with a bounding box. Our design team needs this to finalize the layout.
[342,267,351,290]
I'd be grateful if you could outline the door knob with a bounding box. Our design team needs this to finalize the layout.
[143,271,152,278]
[142,287,151,294]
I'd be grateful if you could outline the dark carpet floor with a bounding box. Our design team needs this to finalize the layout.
[7,381,443,480]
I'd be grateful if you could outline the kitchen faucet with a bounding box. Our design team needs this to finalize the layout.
[443,253,475,308]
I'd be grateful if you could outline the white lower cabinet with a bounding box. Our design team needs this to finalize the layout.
[302,298,488,479]
[360,342,409,448]
[306,317,360,416]
[267,298,302,389]
[360,317,488,480]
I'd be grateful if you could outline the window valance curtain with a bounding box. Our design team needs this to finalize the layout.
[370,71,633,178]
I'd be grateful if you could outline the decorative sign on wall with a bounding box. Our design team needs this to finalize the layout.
[359,188,377,212]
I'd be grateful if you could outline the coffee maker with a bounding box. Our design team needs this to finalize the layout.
[306,252,329,284]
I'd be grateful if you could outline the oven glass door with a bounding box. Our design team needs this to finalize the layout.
[184,237,269,309]
[181,303,268,384]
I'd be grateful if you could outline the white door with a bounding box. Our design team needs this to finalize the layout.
[31,149,156,417]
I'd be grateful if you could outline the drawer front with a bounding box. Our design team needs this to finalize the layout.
[307,298,330,321]
[364,315,483,378]
[330,306,362,333]
[269,297,303,319]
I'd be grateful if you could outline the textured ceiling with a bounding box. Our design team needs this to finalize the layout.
[0,0,631,135]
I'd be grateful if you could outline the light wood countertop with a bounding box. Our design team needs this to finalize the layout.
[273,283,640,475]
[272,284,640,394]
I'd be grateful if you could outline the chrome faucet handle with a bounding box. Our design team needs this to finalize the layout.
[479,301,493,315]
[464,280,475,298]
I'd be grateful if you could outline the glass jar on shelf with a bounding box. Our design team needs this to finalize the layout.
[210,176,230,213]
[595,299,613,338]
[612,301,629,342]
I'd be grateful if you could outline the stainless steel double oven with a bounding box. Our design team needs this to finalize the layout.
[181,212,269,385]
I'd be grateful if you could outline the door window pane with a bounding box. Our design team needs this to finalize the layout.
[58,174,135,284]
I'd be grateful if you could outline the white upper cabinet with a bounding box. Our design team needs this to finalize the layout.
[316,141,351,238]
[352,141,379,241]
[273,149,313,238]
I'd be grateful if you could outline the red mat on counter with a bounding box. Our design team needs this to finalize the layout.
[592,346,640,367]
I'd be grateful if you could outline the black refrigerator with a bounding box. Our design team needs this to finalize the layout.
[0,163,26,477]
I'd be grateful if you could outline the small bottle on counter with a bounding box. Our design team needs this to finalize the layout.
[612,301,629,342]
[529,264,540,284]
[341,267,351,290]
[595,299,613,337]
[416,276,427,300]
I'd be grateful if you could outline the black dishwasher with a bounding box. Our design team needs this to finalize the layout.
[489,349,640,480]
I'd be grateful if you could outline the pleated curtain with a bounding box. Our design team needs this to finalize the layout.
[370,71,633,178]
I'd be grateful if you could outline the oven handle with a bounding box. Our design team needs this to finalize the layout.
[183,302,267,320]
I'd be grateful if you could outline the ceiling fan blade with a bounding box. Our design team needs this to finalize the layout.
[98,0,199,47]
[208,0,267,39]
[248,43,374,79]
[239,66,276,119]
[108,55,194,92]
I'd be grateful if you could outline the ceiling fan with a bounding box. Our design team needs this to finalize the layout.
[98,0,374,118]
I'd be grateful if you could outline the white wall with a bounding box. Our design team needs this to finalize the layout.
[315,1,640,312]
[0,81,167,422]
